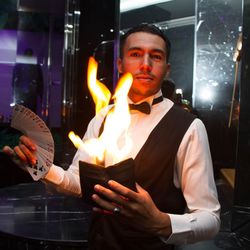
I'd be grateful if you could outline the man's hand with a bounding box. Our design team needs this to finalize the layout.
[2,135,37,167]
[92,180,172,238]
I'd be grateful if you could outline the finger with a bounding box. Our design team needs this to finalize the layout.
[19,135,36,151]
[93,184,125,206]
[19,144,37,165]
[92,206,113,215]
[108,180,139,202]
[135,183,145,192]
[3,146,28,168]
[13,146,28,163]
[14,145,36,165]
[92,193,121,214]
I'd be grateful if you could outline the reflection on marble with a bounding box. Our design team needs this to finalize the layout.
[0,182,91,249]
[194,0,243,110]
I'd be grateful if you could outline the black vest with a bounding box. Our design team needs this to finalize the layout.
[87,106,196,250]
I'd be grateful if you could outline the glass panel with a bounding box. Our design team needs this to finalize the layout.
[14,11,49,118]
[60,0,119,164]
[120,0,195,104]
[0,0,65,128]
[194,0,243,168]
[0,0,18,124]
[120,0,243,172]
[62,0,80,132]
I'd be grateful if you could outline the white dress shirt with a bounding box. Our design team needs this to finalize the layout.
[44,90,220,245]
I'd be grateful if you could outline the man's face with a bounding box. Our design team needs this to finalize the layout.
[117,32,170,103]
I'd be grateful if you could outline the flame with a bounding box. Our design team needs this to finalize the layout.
[98,72,133,165]
[68,131,105,164]
[68,131,82,149]
[68,57,133,166]
[87,57,111,114]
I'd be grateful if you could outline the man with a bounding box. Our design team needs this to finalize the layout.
[12,48,43,113]
[161,79,175,101]
[3,24,220,249]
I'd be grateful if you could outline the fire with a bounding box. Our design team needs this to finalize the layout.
[87,57,111,114]
[68,57,133,166]
[68,131,105,165]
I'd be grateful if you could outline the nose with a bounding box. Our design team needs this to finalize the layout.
[140,54,152,72]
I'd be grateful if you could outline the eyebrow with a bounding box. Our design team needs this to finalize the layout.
[127,47,165,55]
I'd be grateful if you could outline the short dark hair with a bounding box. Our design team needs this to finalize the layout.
[24,48,33,56]
[120,23,171,62]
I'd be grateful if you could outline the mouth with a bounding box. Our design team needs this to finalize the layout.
[135,74,154,81]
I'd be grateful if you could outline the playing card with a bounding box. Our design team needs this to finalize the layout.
[11,105,51,134]
[11,104,54,180]
[25,155,48,181]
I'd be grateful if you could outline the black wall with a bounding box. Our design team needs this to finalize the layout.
[74,0,119,137]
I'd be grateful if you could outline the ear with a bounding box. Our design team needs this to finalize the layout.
[165,63,171,78]
[117,58,123,73]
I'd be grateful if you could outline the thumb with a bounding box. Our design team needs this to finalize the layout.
[135,183,146,193]
[2,146,15,157]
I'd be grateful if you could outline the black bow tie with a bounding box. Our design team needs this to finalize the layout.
[129,96,163,114]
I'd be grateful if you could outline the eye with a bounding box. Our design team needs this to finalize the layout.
[129,51,142,58]
[151,54,163,60]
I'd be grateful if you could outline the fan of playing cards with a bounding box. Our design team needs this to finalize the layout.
[11,104,54,181]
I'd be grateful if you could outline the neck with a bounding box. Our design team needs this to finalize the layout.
[128,91,161,103]
[128,96,144,103]
[128,93,155,103]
